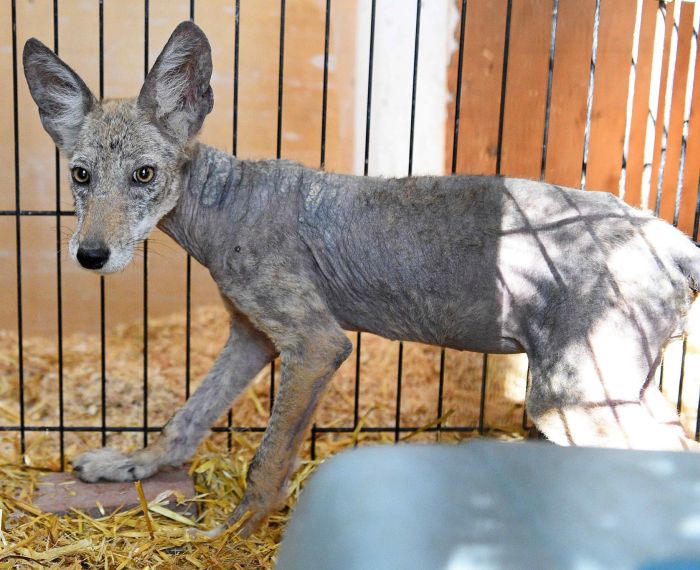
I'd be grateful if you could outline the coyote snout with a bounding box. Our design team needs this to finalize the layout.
[68,189,135,273]
[68,194,149,274]
[75,241,110,270]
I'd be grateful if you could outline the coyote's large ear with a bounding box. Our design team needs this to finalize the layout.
[23,38,97,154]
[138,21,213,146]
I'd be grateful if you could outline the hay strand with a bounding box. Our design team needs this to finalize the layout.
[135,480,155,540]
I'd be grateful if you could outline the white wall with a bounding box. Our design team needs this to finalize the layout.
[353,0,457,177]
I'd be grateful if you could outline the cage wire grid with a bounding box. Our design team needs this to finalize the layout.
[2,0,700,472]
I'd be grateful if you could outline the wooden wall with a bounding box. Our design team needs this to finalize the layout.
[447,0,700,233]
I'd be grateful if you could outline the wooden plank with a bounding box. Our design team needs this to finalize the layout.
[34,468,195,517]
[454,0,508,175]
[500,0,554,180]
[624,0,659,208]
[237,0,282,160]
[445,0,466,173]
[543,0,596,187]
[278,0,326,166]
[16,0,54,211]
[323,1,358,174]
[676,27,700,237]
[0,0,15,210]
[585,0,637,194]
[658,2,695,223]
[648,1,676,212]
[103,0,145,97]
[197,0,237,155]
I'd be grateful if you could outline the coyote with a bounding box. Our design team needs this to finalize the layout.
[23,21,700,535]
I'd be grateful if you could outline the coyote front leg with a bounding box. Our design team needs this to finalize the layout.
[207,289,353,536]
[72,312,275,482]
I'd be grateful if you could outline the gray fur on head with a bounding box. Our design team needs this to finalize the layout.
[138,21,214,146]
[21,22,212,275]
[23,38,97,154]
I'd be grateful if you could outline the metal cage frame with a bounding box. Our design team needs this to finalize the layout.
[3,0,700,471]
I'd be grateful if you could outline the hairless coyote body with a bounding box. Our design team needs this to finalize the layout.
[24,22,700,535]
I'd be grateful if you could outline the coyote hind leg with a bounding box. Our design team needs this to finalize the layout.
[640,381,699,450]
[529,397,698,451]
[526,308,698,451]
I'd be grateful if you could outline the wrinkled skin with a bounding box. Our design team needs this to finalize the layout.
[23,21,700,537]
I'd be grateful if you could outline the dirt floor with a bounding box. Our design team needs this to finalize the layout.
[0,303,698,568]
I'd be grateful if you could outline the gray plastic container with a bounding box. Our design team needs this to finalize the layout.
[277,441,700,570]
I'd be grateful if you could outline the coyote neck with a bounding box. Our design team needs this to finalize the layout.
[158,143,244,266]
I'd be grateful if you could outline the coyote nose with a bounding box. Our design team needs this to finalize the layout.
[76,243,110,270]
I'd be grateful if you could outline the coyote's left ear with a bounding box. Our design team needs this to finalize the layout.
[138,21,213,146]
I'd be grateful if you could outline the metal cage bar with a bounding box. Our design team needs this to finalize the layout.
[53,0,66,470]
[351,0,378,440]
[393,0,423,444]
[436,0,469,441]
[3,0,700,470]
[226,0,242,453]
[310,0,333,460]
[142,0,150,449]
[0,423,485,436]
[11,0,26,457]
[98,0,107,449]
[270,0,287,413]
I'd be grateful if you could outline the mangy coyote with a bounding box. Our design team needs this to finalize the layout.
[23,21,700,535]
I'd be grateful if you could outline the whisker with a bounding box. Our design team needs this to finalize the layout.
[143,249,166,259]
[144,238,178,255]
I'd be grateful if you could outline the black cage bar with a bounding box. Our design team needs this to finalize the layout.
[3,0,700,471]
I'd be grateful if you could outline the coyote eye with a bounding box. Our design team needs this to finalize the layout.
[133,166,155,184]
[71,167,90,185]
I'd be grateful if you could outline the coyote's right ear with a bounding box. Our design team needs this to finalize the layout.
[23,38,97,154]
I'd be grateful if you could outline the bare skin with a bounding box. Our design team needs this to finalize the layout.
[23,21,700,537]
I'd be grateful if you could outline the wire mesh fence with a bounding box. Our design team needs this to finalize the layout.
[1,0,700,471]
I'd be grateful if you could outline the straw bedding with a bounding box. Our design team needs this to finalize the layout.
[0,304,697,568]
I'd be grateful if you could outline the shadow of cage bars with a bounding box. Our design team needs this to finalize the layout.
[2,0,700,470]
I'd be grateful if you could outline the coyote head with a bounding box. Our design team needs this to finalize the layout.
[23,21,213,273]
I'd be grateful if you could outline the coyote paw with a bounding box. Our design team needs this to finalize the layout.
[72,447,160,483]
[222,485,289,538]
